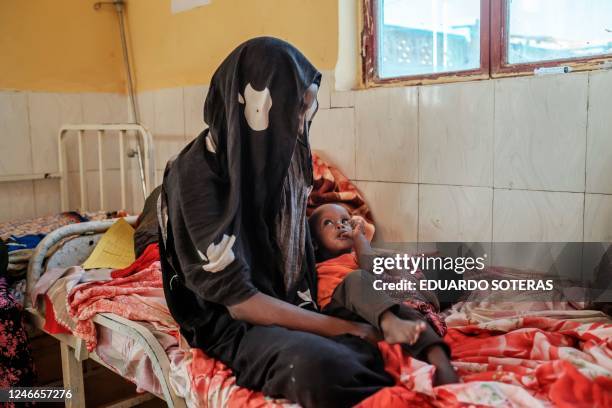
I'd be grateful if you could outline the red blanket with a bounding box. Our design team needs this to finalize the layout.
[67,245,178,352]
[357,317,612,407]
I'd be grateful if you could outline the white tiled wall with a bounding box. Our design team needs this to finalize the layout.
[584,194,612,242]
[0,92,31,176]
[136,85,209,176]
[0,87,198,221]
[0,91,132,222]
[28,92,82,174]
[3,68,612,244]
[419,184,493,242]
[586,71,612,195]
[419,81,494,187]
[183,85,209,141]
[0,181,36,222]
[353,181,418,242]
[310,108,355,179]
[492,190,584,242]
[354,87,418,182]
[81,92,129,171]
[318,69,610,244]
[494,74,588,192]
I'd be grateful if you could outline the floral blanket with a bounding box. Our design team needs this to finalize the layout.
[66,259,178,352]
[170,307,611,408]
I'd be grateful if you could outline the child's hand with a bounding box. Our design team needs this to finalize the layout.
[350,218,366,239]
[350,217,373,262]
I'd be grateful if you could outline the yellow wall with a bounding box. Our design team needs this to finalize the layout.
[126,0,338,91]
[0,0,339,93]
[0,0,125,93]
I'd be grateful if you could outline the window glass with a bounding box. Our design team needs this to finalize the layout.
[378,0,481,79]
[508,0,612,64]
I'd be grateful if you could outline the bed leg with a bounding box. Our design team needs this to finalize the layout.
[60,342,86,407]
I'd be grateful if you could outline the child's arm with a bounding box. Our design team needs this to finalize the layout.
[351,220,402,276]
[351,219,377,271]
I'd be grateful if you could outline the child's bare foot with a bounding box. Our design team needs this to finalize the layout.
[379,311,426,345]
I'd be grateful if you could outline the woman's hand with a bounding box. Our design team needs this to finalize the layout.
[228,292,381,343]
[347,321,383,344]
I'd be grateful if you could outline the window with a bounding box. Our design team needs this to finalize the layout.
[363,0,612,86]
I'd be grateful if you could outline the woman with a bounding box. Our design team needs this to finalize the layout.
[158,37,393,407]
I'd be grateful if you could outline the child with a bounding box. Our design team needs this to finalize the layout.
[309,203,458,385]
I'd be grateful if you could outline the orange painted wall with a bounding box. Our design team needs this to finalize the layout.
[126,0,338,90]
[0,0,125,93]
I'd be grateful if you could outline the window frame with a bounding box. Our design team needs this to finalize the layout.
[490,0,612,77]
[362,0,612,87]
[362,0,491,87]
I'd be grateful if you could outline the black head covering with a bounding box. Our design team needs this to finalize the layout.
[159,37,321,351]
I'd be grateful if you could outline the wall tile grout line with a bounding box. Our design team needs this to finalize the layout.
[491,79,497,244]
[581,73,591,243]
[415,86,420,240]
[24,91,37,216]
[347,179,597,196]
[353,85,360,181]
[352,93,357,184]
[25,92,34,176]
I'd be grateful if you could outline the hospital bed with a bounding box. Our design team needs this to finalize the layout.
[22,123,187,407]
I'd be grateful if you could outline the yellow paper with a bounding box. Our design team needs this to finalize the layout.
[82,218,135,270]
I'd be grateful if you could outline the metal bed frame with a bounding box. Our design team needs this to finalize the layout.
[57,123,157,211]
[25,124,187,407]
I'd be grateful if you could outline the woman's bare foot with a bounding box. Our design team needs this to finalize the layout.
[379,311,426,345]
[425,345,459,385]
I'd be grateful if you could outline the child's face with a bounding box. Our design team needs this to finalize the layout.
[312,204,354,256]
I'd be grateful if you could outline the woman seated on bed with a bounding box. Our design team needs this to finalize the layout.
[159,37,419,408]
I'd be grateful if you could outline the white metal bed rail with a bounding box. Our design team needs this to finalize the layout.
[58,124,156,212]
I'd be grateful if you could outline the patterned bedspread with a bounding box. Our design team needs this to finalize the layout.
[0,210,126,241]
[36,240,612,407]
[168,304,611,408]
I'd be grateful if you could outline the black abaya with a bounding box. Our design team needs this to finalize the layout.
[158,37,392,407]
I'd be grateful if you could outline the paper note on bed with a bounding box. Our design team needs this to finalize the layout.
[82,218,135,270]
